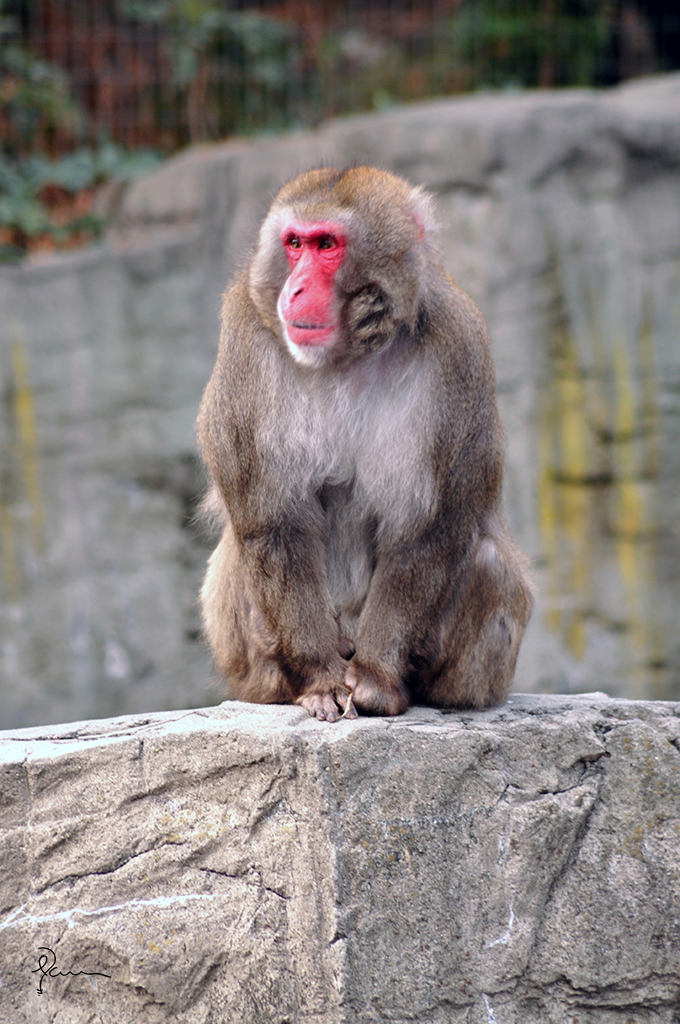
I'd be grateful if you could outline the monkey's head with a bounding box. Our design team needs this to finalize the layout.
[249,167,435,369]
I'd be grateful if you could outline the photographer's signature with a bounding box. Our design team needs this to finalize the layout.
[32,946,111,995]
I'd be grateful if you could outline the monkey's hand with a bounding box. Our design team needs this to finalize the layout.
[344,660,409,716]
[295,675,358,723]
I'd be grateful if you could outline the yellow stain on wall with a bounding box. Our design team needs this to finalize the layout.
[639,319,660,479]
[537,310,665,696]
[538,335,594,660]
[556,369,590,483]
[611,335,664,697]
[0,325,45,601]
[0,500,19,599]
[536,410,560,633]
[11,333,45,553]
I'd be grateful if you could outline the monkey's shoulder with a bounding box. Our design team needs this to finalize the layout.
[198,277,270,443]
[418,273,494,389]
[220,273,269,340]
[214,274,282,384]
[424,269,489,337]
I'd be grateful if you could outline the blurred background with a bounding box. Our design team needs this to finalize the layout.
[2,0,680,260]
[1,0,680,728]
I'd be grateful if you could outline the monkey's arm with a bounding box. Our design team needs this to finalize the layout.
[203,457,355,718]
[238,505,347,683]
[197,309,353,718]
[348,313,505,714]
[347,494,482,715]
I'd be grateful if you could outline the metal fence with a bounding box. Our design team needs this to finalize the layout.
[4,0,680,156]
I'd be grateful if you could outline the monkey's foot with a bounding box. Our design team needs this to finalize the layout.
[345,661,409,716]
[295,686,358,723]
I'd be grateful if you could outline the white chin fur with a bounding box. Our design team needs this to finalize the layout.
[277,296,333,368]
[284,329,333,369]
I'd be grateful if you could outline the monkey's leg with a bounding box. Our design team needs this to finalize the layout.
[203,523,358,720]
[201,523,296,705]
[422,535,534,709]
[344,659,410,716]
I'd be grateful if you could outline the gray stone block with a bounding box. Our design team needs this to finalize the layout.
[1,693,679,1022]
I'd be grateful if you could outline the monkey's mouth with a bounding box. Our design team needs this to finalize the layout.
[284,321,335,347]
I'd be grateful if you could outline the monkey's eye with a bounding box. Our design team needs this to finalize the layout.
[317,236,336,250]
[288,236,301,249]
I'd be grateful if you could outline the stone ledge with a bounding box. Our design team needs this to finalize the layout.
[1,693,680,1022]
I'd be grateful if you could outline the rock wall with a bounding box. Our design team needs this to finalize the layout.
[1,694,680,1023]
[1,75,680,727]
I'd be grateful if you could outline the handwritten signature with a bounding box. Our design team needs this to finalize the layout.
[32,947,111,995]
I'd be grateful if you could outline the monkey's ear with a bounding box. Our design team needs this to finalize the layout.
[409,186,435,243]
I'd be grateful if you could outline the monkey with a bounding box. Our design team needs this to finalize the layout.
[196,166,534,723]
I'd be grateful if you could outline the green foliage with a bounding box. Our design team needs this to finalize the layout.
[0,144,163,263]
[0,1,164,262]
[0,0,618,263]
[115,0,615,140]
[119,0,299,140]
[446,0,613,90]
[120,0,293,87]
[0,1,83,155]
[22,144,163,193]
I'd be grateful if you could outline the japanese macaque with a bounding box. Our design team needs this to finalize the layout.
[197,166,533,722]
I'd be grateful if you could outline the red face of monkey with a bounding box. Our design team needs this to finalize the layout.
[277,221,347,356]
[246,166,430,369]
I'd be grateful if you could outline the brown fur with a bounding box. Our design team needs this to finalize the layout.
[197,167,534,722]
